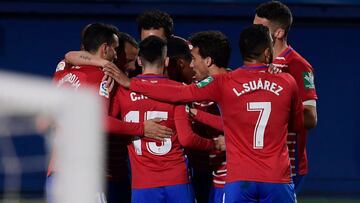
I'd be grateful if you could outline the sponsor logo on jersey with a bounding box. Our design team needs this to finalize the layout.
[99,81,110,98]
[303,72,315,89]
[196,76,214,88]
[55,61,66,72]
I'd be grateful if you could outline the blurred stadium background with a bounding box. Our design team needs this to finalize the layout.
[0,0,359,202]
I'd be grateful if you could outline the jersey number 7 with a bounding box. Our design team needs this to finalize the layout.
[247,102,271,149]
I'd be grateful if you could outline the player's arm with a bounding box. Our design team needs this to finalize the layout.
[106,116,172,141]
[175,105,215,151]
[108,89,172,141]
[289,60,318,129]
[189,108,223,131]
[65,51,110,68]
[289,76,305,134]
[130,76,222,103]
[303,101,317,129]
[104,64,222,103]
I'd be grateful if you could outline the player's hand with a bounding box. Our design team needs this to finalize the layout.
[101,75,115,93]
[213,135,226,151]
[103,65,131,88]
[189,108,197,117]
[144,118,173,141]
[268,63,283,74]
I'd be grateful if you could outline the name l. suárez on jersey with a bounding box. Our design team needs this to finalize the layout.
[232,78,283,97]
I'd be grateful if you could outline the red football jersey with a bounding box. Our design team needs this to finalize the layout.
[174,104,226,188]
[273,46,318,175]
[129,65,304,183]
[52,59,73,84]
[51,63,144,181]
[110,74,189,189]
[49,65,111,176]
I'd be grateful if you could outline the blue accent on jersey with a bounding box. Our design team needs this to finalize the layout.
[132,183,195,203]
[281,47,294,58]
[224,181,296,203]
[136,75,168,79]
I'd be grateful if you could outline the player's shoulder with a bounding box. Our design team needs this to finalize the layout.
[288,48,313,70]
[164,78,183,86]
[276,72,298,88]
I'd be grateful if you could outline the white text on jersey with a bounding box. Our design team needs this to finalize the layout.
[57,73,81,89]
[232,78,283,97]
[130,92,148,101]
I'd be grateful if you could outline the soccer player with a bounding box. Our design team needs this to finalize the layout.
[166,36,194,85]
[181,31,230,203]
[50,23,172,203]
[254,1,318,191]
[105,24,304,203]
[109,35,195,203]
[137,10,173,40]
[65,31,139,76]
[61,28,175,203]
[49,22,119,203]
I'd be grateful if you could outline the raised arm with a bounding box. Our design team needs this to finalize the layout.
[65,51,108,67]
[175,105,215,151]
[106,116,172,141]
[130,76,222,104]
[190,108,223,132]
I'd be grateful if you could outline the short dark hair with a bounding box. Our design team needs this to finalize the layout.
[82,23,117,53]
[167,36,191,62]
[167,36,192,83]
[137,10,174,39]
[239,24,272,61]
[189,31,231,68]
[116,32,138,54]
[138,35,167,65]
[255,1,293,36]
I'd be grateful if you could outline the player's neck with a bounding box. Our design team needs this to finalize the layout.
[243,60,266,66]
[142,66,164,75]
[274,39,289,58]
[209,64,227,75]
[209,66,228,76]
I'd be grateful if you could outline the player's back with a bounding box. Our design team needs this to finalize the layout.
[49,64,108,176]
[218,67,302,184]
[115,74,188,189]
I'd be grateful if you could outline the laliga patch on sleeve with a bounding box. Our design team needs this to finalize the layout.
[99,80,110,98]
[55,61,66,72]
[196,76,214,88]
[303,72,315,89]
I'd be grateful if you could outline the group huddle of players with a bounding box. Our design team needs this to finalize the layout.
[49,1,318,203]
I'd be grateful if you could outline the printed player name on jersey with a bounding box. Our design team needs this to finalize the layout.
[57,73,81,89]
[232,78,283,97]
[130,92,148,102]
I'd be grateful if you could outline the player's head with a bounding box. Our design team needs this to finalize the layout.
[166,36,194,84]
[80,23,93,50]
[254,1,292,41]
[188,31,231,80]
[82,23,119,62]
[239,24,274,64]
[138,35,168,70]
[114,32,139,73]
[137,10,174,40]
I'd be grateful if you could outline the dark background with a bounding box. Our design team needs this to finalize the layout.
[0,0,359,198]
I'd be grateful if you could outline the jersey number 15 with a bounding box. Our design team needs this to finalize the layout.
[125,111,172,156]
